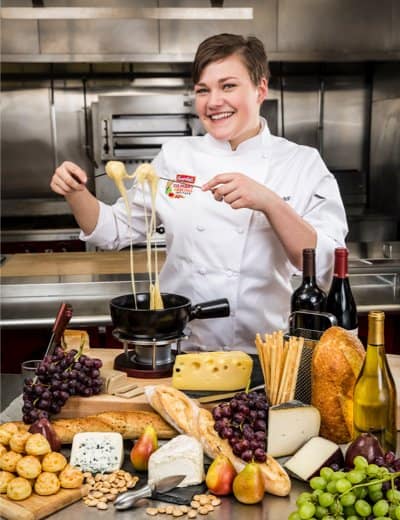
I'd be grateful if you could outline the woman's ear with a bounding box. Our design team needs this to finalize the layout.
[257,77,269,104]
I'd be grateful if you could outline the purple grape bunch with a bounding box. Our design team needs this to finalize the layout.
[22,347,103,424]
[374,451,400,491]
[212,390,269,463]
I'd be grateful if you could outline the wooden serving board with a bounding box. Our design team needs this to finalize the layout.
[56,348,172,419]
[0,486,87,520]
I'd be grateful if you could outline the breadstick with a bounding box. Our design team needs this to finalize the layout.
[288,336,304,400]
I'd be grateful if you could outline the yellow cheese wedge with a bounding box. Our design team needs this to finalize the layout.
[172,351,253,391]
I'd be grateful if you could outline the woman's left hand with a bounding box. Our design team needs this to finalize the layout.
[202,173,271,211]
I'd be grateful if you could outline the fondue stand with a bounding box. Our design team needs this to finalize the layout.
[112,329,188,378]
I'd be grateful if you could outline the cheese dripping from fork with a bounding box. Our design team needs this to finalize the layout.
[105,161,164,310]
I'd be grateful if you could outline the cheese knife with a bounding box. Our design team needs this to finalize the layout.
[113,474,186,510]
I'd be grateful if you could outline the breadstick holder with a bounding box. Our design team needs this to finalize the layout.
[288,310,337,404]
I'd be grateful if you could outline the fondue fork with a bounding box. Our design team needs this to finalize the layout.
[95,172,204,189]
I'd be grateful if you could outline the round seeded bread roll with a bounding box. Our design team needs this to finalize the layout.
[59,464,84,489]
[0,451,23,473]
[9,432,31,454]
[25,434,51,456]
[7,477,32,501]
[41,452,67,473]
[0,471,15,493]
[16,455,42,480]
[34,472,60,496]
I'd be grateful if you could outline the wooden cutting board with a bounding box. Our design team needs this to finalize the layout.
[0,486,87,520]
[56,348,172,419]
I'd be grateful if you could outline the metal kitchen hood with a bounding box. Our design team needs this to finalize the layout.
[0,7,253,20]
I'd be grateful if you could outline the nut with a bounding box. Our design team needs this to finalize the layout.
[199,496,209,506]
[188,511,197,519]
[190,500,200,509]
[198,506,209,515]
[146,507,158,516]
[210,497,221,506]
[96,502,108,510]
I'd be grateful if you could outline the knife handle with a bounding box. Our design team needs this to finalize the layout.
[114,484,152,510]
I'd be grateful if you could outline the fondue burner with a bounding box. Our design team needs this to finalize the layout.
[112,329,188,378]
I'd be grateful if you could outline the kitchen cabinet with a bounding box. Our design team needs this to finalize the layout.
[278,0,395,55]
[159,0,277,55]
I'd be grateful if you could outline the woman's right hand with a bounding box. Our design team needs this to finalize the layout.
[50,161,87,196]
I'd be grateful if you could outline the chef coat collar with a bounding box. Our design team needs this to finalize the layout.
[204,117,271,155]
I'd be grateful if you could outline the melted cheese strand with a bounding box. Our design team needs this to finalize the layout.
[105,160,164,311]
[105,161,137,308]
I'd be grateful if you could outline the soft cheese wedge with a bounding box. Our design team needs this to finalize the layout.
[172,351,253,391]
[267,401,321,457]
[148,435,204,488]
[70,432,124,473]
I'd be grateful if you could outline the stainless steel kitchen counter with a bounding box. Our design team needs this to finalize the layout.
[1,274,399,329]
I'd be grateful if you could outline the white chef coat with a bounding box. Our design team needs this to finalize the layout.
[81,119,348,352]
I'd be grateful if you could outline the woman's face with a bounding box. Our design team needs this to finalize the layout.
[194,53,268,150]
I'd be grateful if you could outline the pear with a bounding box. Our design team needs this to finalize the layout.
[232,462,265,504]
[130,425,158,471]
[205,455,237,496]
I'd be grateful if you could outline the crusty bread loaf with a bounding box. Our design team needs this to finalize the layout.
[144,385,199,438]
[312,326,365,444]
[146,385,291,496]
[2,411,176,444]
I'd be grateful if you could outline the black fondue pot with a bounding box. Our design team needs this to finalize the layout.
[110,292,230,340]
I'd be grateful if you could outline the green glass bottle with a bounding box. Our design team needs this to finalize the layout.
[353,311,397,452]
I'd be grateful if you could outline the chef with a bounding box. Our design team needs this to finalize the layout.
[50,33,348,353]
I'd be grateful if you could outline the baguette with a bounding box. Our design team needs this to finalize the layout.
[312,326,365,444]
[2,410,176,444]
[146,387,291,497]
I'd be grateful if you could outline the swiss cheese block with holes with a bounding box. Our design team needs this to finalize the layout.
[172,351,253,391]
[267,401,321,458]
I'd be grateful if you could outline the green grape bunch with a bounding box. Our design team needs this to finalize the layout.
[288,455,400,520]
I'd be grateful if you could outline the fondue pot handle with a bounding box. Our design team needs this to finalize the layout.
[189,298,230,321]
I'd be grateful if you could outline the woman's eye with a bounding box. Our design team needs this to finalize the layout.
[195,88,208,95]
[223,83,236,90]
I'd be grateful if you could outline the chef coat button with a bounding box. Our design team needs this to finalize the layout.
[226,269,233,277]
[231,310,236,317]
[196,224,205,232]
[199,267,206,275]
[236,227,244,234]
[262,153,268,158]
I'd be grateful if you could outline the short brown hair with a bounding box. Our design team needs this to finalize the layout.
[192,33,270,85]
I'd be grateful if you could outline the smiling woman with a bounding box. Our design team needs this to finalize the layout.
[50,33,348,352]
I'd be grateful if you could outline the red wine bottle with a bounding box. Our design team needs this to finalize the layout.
[326,247,358,335]
[291,248,327,312]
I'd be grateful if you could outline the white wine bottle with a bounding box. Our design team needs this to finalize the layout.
[353,310,397,453]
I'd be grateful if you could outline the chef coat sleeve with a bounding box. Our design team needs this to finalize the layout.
[79,152,166,250]
[301,154,348,291]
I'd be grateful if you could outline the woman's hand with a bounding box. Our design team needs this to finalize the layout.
[50,161,88,197]
[202,173,271,211]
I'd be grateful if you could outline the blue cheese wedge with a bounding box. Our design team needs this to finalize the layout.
[70,432,124,474]
[267,400,321,457]
[148,435,204,488]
